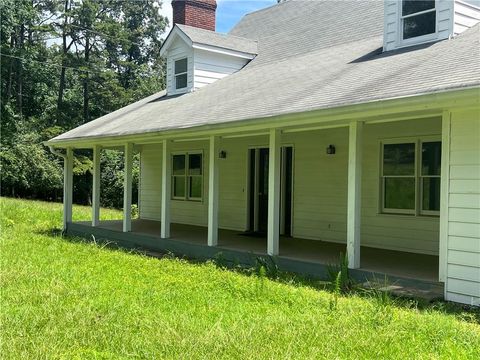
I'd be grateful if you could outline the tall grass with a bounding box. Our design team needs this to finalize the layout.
[1,197,479,359]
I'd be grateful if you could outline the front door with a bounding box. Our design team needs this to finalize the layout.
[257,148,269,233]
[248,147,293,235]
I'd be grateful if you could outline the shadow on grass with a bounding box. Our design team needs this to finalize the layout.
[36,227,64,237]
[51,228,480,324]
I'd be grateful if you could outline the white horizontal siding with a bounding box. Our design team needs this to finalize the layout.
[285,128,349,244]
[449,235,480,252]
[139,144,162,220]
[383,0,398,51]
[449,193,480,208]
[450,165,480,179]
[448,249,480,267]
[450,179,480,194]
[218,136,261,231]
[437,0,454,38]
[446,109,480,306]
[447,278,480,298]
[448,263,480,282]
[446,291,480,306]
[454,0,480,35]
[193,49,248,89]
[450,149,480,165]
[449,208,480,224]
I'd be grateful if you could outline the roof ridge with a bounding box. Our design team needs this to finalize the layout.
[178,24,258,44]
[237,0,283,18]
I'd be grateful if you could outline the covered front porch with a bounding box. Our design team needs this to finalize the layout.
[58,111,451,301]
[69,219,441,296]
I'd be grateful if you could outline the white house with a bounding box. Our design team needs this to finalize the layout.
[47,0,480,305]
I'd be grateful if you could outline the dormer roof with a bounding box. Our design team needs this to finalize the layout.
[160,24,258,59]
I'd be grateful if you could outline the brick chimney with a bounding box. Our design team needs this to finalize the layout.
[172,0,217,31]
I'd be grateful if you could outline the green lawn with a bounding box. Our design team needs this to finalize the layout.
[1,197,479,359]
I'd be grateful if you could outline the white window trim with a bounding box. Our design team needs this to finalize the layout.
[380,136,441,216]
[174,57,188,91]
[171,150,204,202]
[398,0,438,47]
[380,138,418,215]
[419,137,442,216]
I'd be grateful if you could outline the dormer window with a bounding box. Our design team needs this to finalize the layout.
[175,58,188,90]
[401,0,436,40]
[384,0,480,52]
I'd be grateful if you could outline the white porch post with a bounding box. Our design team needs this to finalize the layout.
[267,129,281,256]
[347,121,363,269]
[161,140,171,238]
[439,111,451,282]
[63,147,74,231]
[123,143,133,232]
[92,145,101,227]
[208,136,219,246]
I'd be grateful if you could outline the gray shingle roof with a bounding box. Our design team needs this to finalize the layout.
[176,24,258,55]
[50,0,480,143]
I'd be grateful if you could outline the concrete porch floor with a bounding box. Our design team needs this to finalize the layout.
[77,219,439,282]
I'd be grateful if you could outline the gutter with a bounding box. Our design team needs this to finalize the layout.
[48,145,66,159]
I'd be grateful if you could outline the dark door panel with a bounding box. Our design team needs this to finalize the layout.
[258,148,269,234]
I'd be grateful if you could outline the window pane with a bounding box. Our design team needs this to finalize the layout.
[189,176,202,199]
[175,74,187,89]
[384,177,416,210]
[403,11,436,39]
[422,177,440,211]
[173,176,185,198]
[173,155,185,175]
[402,0,435,16]
[383,143,415,176]
[174,58,187,74]
[422,141,441,176]
[188,154,202,175]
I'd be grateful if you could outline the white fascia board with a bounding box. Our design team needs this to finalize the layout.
[456,0,480,11]
[160,26,193,57]
[192,43,256,59]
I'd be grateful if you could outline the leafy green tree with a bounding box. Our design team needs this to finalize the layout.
[99,150,139,209]
[1,0,167,207]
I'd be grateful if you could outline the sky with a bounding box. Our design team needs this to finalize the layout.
[160,0,277,34]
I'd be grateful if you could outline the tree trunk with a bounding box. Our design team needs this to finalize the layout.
[16,25,24,116]
[5,34,15,101]
[57,0,71,122]
[83,35,90,123]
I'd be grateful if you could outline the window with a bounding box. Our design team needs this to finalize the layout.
[172,152,203,201]
[401,0,436,40]
[174,58,188,90]
[381,139,441,215]
[382,142,416,213]
[420,141,441,213]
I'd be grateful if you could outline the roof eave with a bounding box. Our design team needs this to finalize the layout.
[45,86,480,149]
[159,25,192,57]
[191,43,256,59]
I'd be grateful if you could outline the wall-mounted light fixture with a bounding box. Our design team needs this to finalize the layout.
[219,150,227,159]
[326,145,336,155]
